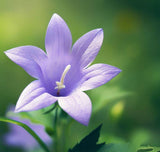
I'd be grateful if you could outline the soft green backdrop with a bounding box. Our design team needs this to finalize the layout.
[0,0,160,151]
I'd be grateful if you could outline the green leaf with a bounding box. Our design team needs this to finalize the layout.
[0,117,50,152]
[68,124,105,152]
[99,143,160,152]
[98,143,133,152]
[130,130,151,151]
[137,146,160,152]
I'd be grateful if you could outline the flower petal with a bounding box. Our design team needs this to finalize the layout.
[58,91,92,126]
[45,13,72,58]
[80,64,121,91]
[15,80,57,112]
[72,28,103,68]
[5,46,47,79]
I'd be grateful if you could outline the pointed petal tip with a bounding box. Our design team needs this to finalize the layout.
[98,28,104,39]
[4,48,15,55]
[14,104,24,113]
[117,68,122,74]
[14,107,21,113]
[112,67,122,74]
[4,50,10,56]
[52,13,59,17]
[4,50,13,58]
[14,101,25,113]
[98,28,103,32]
[82,120,90,126]
[51,13,62,20]
[4,50,14,60]
[90,28,103,36]
[96,28,103,34]
[74,113,91,126]
[73,116,90,126]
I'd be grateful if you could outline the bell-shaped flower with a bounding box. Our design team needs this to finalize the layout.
[4,107,51,151]
[5,13,121,126]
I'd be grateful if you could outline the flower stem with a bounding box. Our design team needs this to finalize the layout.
[53,103,59,152]
[43,104,57,114]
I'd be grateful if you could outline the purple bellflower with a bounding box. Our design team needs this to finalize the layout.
[5,13,121,126]
[4,108,51,151]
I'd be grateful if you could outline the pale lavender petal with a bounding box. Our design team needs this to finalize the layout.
[58,91,92,126]
[72,29,103,68]
[45,13,72,58]
[15,80,57,112]
[5,46,47,79]
[80,64,121,91]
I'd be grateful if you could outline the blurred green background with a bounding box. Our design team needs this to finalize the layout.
[0,0,160,151]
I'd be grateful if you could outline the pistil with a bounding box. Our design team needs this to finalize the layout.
[55,64,71,96]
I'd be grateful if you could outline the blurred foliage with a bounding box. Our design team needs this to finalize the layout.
[0,0,160,151]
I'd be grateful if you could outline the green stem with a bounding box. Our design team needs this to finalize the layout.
[54,103,59,152]
[43,104,57,114]
[0,117,50,152]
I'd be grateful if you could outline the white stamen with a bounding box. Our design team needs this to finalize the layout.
[55,64,71,95]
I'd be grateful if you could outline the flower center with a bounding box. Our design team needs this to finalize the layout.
[55,64,71,96]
